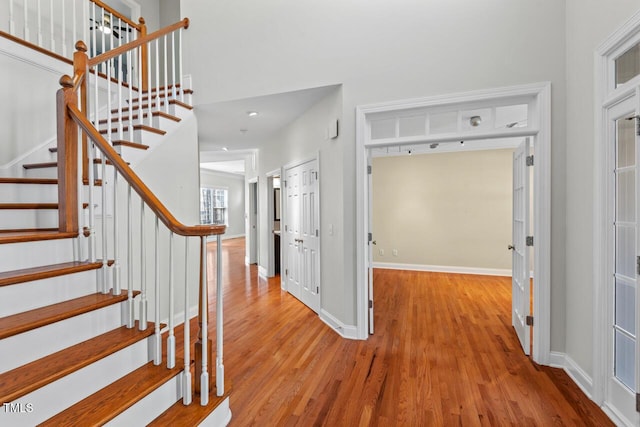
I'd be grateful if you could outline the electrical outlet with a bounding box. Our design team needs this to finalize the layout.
[379,248,384,256]
[392,249,398,256]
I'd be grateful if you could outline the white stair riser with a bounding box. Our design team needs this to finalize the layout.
[0,184,58,203]
[0,209,58,230]
[0,333,153,426]
[0,269,103,318]
[22,167,57,179]
[199,397,232,427]
[0,302,125,374]
[0,238,76,272]
[106,371,183,427]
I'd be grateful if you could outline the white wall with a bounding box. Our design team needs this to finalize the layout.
[372,149,513,271]
[180,1,566,335]
[565,0,640,382]
[200,170,246,238]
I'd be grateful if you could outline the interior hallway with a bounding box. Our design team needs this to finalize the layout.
[207,237,612,426]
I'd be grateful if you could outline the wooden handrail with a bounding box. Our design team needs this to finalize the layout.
[90,0,142,30]
[89,18,189,68]
[65,102,224,238]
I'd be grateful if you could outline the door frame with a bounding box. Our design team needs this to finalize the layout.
[594,10,640,421]
[355,82,552,366]
[246,178,259,265]
[266,168,282,278]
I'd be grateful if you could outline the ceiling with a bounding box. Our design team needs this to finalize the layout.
[196,85,340,153]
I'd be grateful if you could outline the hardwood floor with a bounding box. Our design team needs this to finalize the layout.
[207,238,612,426]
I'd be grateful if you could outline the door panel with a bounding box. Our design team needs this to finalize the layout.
[512,138,531,355]
[284,159,320,313]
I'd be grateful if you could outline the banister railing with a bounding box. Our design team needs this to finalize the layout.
[3,0,146,64]
[56,18,224,406]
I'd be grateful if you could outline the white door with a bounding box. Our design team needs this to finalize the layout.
[607,95,639,424]
[285,167,301,299]
[367,152,374,334]
[248,181,258,264]
[300,161,320,312]
[284,159,320,312]
[512,138,531,355]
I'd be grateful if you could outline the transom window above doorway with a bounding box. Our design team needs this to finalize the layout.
[368,102,529,142]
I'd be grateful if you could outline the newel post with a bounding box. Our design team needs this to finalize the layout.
[73,41,89,185]
[139,17,148,92]
[56,75,79,233]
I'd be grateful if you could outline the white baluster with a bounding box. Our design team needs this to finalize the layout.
[91,3,96,60]
[127,184,134,327]
[200,236,209,405]
[128,49,134,141]
[101,140,107,293]
[9,0,15,35]
[183,237,192,405]
[155,39,160,115]
[179,28,184,103]
[147,41,152,126]
[216,233,224,396]
[37,0,42,46]
[100,7,105,73]
[49,0,53,52]
[163,35,168,114]
[136,45,143,128]
[72,0,76,57]
[118,51,124,142]
[23,0,29,41]
[61,0,66,57]
[113,170,121,294]
[107,57,113,146]
[154,216,161,365]
[139,201,148,330]
[82,0,87,55]
[171,31,176,100]
[87,140,96,263]
[167,231,176,369]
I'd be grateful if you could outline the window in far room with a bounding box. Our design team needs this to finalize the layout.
[200,187,228,225]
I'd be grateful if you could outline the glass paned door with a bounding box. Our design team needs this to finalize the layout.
[614,114,637,392]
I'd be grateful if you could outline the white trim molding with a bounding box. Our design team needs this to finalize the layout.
[356,82,552,368]
[373,262,512,277]
[319,309,358,340]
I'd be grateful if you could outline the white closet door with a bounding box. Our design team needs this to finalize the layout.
[285,166,301,299]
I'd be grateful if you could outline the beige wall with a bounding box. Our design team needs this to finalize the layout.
[372,149,513,271]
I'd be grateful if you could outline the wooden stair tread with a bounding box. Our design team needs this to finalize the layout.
[0,290,137,340]
[0,203,58,209]
[113,140,149,150]
[0,261,103,287]
[40,359,183,426]
[111,99,193,114]
[0,203,88,209]
[0,321,155,404]
[0,177,57,184]
[98,110,181,125]
[0,230,77,244]
[22,162,57,170]
[149,381,232,426]
[99,124,166,136]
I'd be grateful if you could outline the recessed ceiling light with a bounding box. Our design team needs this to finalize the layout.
[222,147,228,151]
[247,111,259,117]
[240,129,248,134]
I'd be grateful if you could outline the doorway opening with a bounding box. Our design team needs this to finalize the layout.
[247,179,259,265]
[356,82,551,365]
[266,170,282,280]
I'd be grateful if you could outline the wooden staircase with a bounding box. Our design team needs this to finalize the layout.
[0,48,230,425]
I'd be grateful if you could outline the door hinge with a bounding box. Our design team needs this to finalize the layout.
[367,165,372,174]
[526,155,534,166]
[316,286,319,293]
[285,225,288,232]
[636,393,640,412]
[637,256,640,275]
[369,300,373,309]
[368,232,373,243]
[526,236,534,247]
[627,115,640,136]
[316,229,319,237]
[315,171,318,180]
[526,315,534,326]
[285,269,288,276]
[284,180,287,188]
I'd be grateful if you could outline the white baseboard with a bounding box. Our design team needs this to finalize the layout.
[319,309,359,340]
[601,403,635,427]
[372,262,512,277]
[548,351,594,400]
[258,265,268,279]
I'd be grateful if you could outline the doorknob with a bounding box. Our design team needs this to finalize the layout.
[372,241,377,245]
[508,244,515,251]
